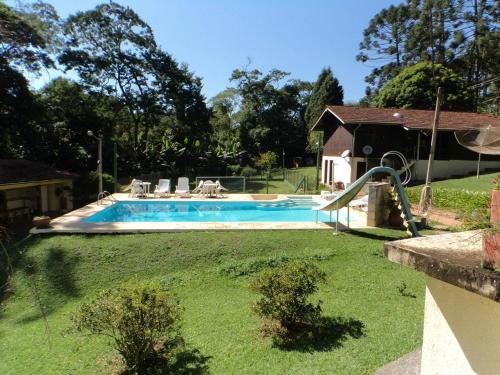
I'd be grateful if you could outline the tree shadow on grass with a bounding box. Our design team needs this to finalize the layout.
[275,316,366,352]
[16,247,80,324]
[347,229,403,242]
[43,247,80,297]
[0,234,42,306]
[164,347,211,375]
[112,345,211,375]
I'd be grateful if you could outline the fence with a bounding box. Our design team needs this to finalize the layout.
[283,169,308,193]
[195,176,246,193]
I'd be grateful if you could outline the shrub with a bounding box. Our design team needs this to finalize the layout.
[72,279,181,374]
[227,164,241,176]
[406,187,489,213]
[255,152,278,175]
[250,261,326,342]
[240,166,257,177]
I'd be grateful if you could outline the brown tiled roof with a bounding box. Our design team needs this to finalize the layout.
[312,105,500,131]
[0,159,77,185]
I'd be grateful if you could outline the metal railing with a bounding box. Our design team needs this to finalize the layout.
[97,191,117,205]
[283,169,308,193]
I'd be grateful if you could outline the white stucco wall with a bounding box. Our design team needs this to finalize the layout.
[420,276,500,375]
[413,160,500,181]
[321,156,353,186]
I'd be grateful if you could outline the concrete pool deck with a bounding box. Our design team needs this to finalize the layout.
[30,193,367,234]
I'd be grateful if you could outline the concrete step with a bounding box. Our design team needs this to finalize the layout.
[374,347,421,375]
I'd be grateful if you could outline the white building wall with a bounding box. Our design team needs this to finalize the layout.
[321,156,353,186]
[413,160,500,180]
[322,156,500,187]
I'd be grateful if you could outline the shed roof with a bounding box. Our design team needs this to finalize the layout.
[312,106,500,131]
[0,159,77,186]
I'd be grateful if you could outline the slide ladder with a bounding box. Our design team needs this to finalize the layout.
[313,166,419,237]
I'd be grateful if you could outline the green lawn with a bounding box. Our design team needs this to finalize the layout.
[413,171,499,192]
[0,229,424,374]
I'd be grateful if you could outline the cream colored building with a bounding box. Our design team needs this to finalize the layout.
[0,160,75,226]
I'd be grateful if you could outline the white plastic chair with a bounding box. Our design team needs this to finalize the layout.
[215,180,228,197]
[193,180,204,195]
[154,179,171,198]
[126,179,145,198]
[175,177,190,197]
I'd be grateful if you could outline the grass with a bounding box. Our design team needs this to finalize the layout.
[0,229,425,374]
[246,166,319,194]
[413,171,499,192]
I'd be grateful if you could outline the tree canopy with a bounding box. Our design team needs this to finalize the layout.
[375,62,472,110]
[358,0,499,111]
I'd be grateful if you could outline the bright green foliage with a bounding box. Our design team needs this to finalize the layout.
[250,261,326,339]
[72,279,181,374]
[240,166,257,177]
[255,151,278,175]
[375,62,471,110]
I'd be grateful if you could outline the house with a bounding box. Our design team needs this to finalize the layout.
[0,160,76,227]
[311,106,500,186]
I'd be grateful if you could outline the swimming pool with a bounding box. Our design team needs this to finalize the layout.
[84,199,354,223]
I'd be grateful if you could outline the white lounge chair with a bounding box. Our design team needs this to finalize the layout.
[175,177,191,197]
[154,179,171,198]
[215,180,228,197]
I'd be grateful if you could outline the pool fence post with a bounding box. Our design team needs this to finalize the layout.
[347,205,350,230]
[335,201,339,232]
[243,177,246,193]
[113,142,118,193]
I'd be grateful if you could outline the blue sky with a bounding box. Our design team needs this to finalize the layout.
[19,0,402,102]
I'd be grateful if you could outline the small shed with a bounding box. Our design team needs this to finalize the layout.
[0,160,77,226]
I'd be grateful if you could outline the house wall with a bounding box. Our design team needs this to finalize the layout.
[0,180,73,223]
[322,125,353,157]
[320,123,500,184]
[420,276,500,375]
[413,159,500,180]
[321,156,353,186]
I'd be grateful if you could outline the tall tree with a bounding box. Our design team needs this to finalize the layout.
[358,0,499,109]
[230,68,311,163]
[304,68,344,129]
[0,1,57,158]
[304,68,343,151]
[35,78,117,172]
[375,62,472,110]
[357,4,414,92]
[60,1,211,175]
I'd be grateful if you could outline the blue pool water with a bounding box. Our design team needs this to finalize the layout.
[84,199,354,223]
